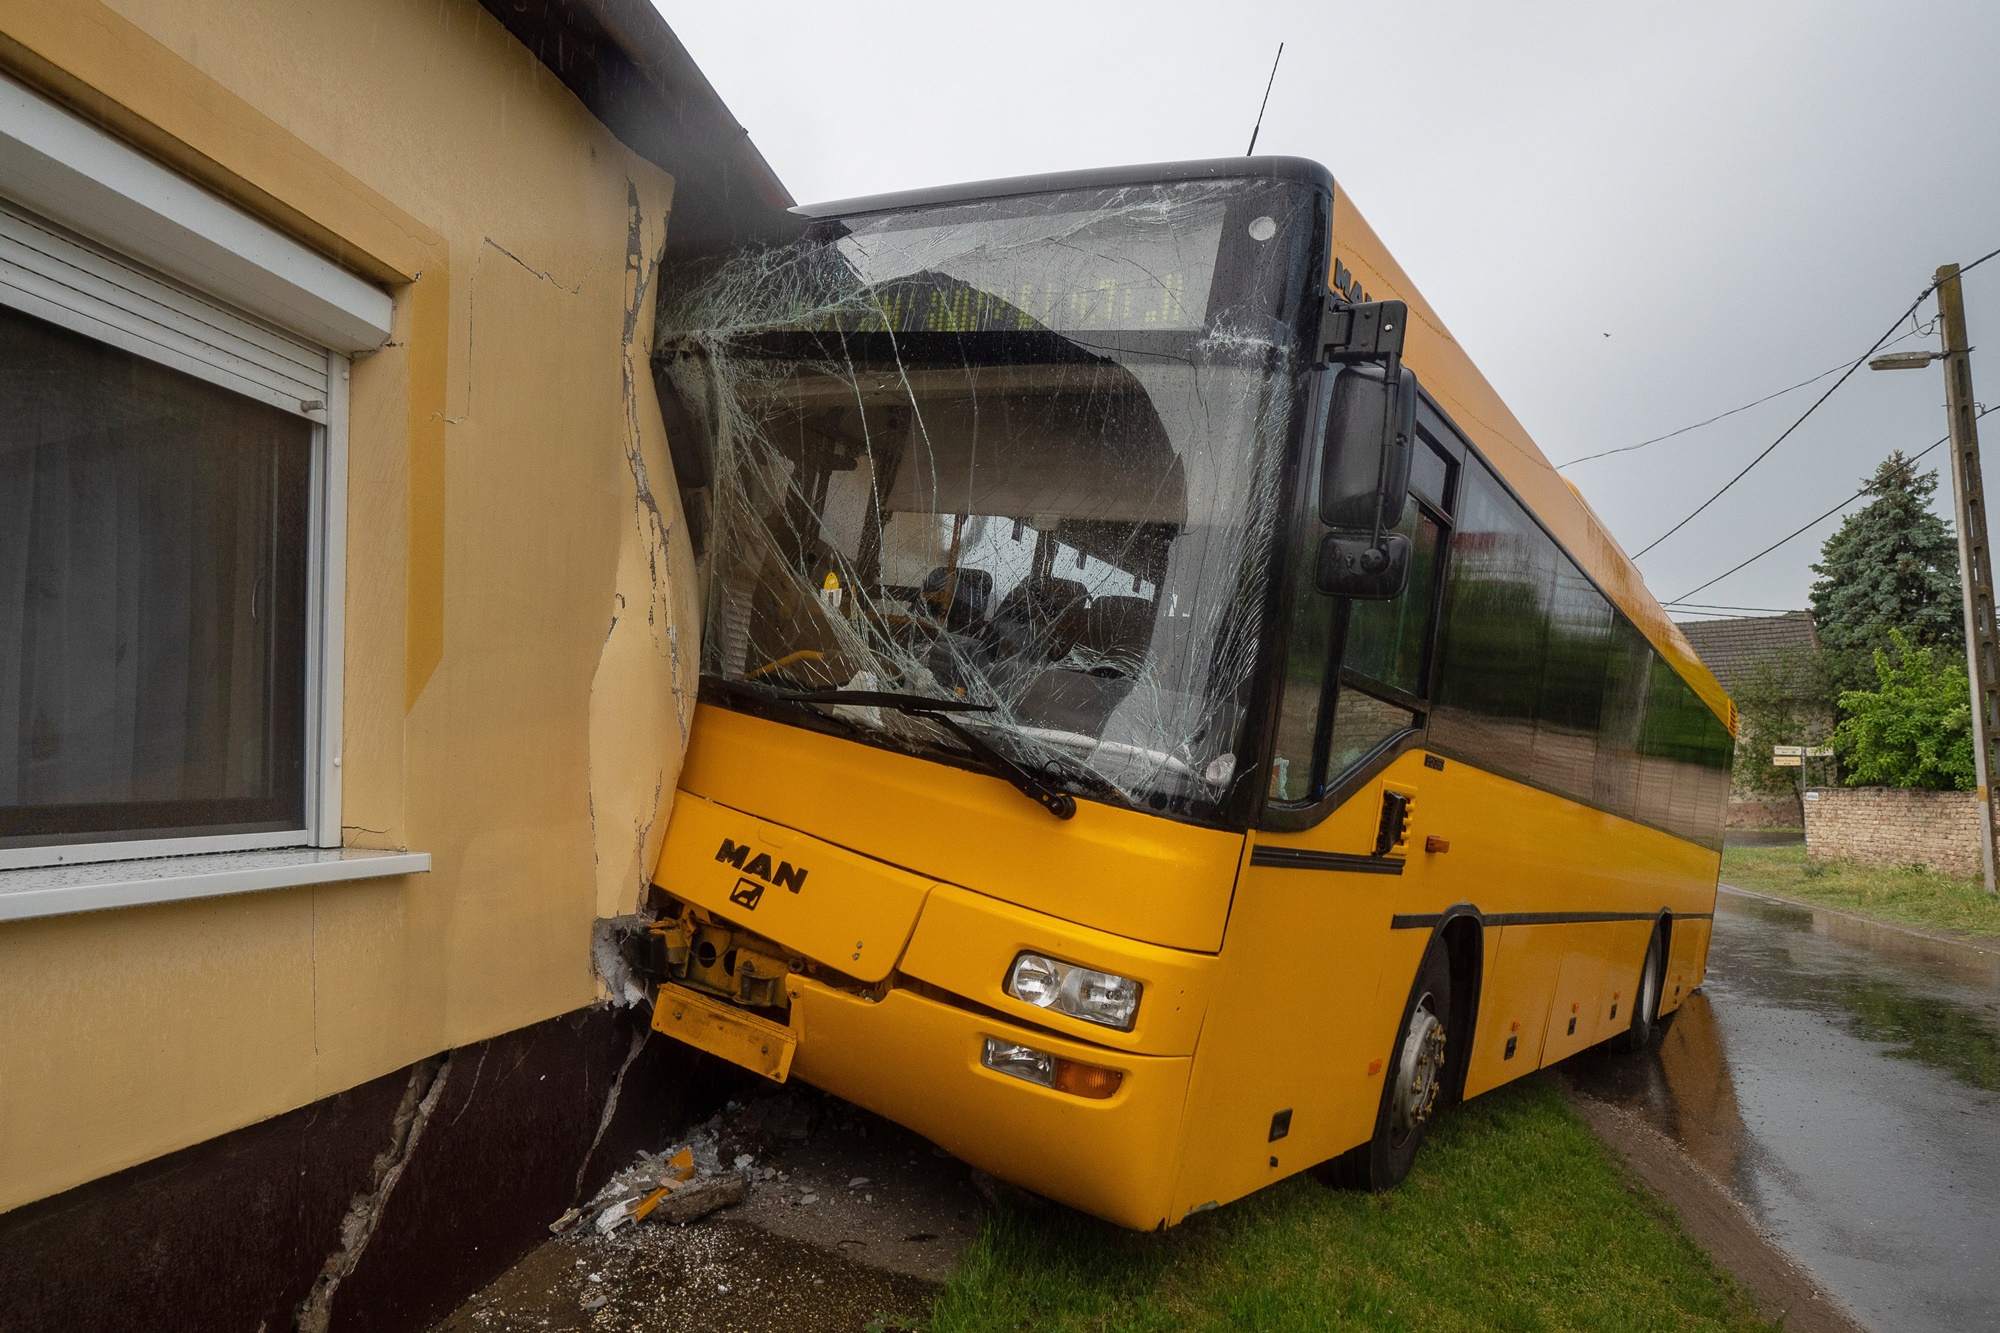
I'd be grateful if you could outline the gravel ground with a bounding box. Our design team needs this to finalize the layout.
[430,1082,986,1333]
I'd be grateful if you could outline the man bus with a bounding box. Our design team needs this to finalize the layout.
[642,157,1733,1228]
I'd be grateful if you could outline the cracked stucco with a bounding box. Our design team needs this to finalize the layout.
[295,1055,453,1333]
[586,180,703,930]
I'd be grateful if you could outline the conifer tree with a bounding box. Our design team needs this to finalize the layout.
[1809,452,1963,658]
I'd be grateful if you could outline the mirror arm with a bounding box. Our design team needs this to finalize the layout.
[1359,341,1405,573]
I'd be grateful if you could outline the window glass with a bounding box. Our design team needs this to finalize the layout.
[1327,684,1415,776]
[1343,504,1441,698]
[0,303,310,848]
[1410,435,1452,513]
[1592,617,1651,819]
[1531,562,1611,796]
[1427,455,1733,847]
[1269,566,1334,804]
[673,178,1318,820]
[1429,461,1550,759]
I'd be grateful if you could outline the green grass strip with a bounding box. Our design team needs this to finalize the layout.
[1722,844,2000,942]
[928,1076,1772,1332]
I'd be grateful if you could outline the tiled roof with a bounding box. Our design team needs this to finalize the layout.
[1674,611,1819,696]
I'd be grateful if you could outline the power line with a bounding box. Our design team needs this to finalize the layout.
[1662,601,1800,614]
[1557,340,1913,470]
[1630,300,1931,560]
[1664,407,1998,604]
[1631,245,2000,562]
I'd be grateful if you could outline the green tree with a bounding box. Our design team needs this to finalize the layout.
[1809,454,1963,698]
[1731,647,1836,795]
[1833,629,1974,790]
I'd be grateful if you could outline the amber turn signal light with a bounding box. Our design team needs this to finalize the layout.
[982,1037,1123,1100]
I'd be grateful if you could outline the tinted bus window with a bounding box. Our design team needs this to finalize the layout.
[1344,504,1441,699]
[1430,462,1549,760]
[1429,455,1732,847]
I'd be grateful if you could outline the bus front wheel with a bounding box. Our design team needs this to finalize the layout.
[1327,938,1453,1192]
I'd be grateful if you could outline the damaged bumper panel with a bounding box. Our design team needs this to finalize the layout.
[790,978,1190,1231]
[651,981,797,1083]
[657,789,935,982]
[648,790,1216,1226]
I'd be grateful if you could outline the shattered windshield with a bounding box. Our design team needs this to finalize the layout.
[658,178,1319,822]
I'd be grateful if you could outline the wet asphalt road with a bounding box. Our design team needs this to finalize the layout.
[1570,886,2000,1333]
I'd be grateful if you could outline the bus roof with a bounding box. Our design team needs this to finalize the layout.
[791,157,1733,732]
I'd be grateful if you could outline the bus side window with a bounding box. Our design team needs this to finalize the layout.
[1323,497,1444,776]
[1269,544,1336,804]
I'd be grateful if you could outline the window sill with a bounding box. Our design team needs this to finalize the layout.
[0,847,430,923]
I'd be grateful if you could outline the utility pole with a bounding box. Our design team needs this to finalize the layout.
[1937,264,2000,895]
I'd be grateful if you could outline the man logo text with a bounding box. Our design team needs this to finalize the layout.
[715,838,809,905]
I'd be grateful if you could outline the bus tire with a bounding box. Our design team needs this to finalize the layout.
[1329,937,1453,1192]
[1610,921,1667,1053]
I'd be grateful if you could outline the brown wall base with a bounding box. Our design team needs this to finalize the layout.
[0,1005,721,1333]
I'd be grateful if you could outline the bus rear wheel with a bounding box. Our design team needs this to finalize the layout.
[1610,921,1666,1053]
[1329,938,1452,1192]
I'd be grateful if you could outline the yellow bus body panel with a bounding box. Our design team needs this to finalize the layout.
[1168,750,1719,1216]
[898,884,1219,1056]
[659,788,937,983]
[676,703,1244,952]
[790,978,1192,1230]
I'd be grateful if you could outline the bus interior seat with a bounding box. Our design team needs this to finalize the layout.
[990,575,1089,660]
[922,566,993,632]
[1077,595,1156,673]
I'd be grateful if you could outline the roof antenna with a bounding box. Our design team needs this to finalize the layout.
[1245,42,1284,156]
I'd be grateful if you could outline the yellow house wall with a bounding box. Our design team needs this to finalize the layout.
[0,0,699,1212]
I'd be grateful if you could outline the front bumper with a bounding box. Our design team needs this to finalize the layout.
[787,977,1191,1230]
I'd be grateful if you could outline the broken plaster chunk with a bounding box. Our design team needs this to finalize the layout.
[848,1176,870,1188]
[799,1193,819,1205]
[648,1172,748,1225]
[733,1153,755,1170]
[594,1199,638,1235]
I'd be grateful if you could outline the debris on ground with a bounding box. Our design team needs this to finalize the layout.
[581,1124,746,1235]
[431,1083,987,1332]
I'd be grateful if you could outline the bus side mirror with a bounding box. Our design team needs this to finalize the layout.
[1317,529,1411,599]
[1319,361,1416,530]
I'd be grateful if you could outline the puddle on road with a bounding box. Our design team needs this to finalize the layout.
[1568,889,2000,1333]
[1717,894,2000,1091]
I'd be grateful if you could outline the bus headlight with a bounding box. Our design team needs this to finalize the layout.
[1004,952,1142,1030]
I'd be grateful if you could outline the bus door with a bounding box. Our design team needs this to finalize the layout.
[1170,414,1456,1214]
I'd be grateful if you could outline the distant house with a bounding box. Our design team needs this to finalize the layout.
[1676,611,1826,827]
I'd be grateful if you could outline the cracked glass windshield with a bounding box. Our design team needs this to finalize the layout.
[658,177,1319,820]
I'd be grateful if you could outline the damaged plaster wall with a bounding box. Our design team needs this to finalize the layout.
[587,180,703,935]
[0,0,701,1217]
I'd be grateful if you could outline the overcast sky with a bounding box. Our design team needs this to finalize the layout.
[658,1,2000,618]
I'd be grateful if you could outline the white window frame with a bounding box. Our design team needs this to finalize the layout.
[0,73,393,874]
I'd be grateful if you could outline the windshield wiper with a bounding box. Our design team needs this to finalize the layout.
[777,689,1077,820]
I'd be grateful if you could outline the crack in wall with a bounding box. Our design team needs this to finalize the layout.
[447,236,599,425]
[294,1054,453,1333]
[572,1026,650,1202]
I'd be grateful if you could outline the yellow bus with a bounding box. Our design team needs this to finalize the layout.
[644,157,1735,1228]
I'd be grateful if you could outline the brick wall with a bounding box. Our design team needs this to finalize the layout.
[1803,786,1984,877]
[1727,793,1802,829]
